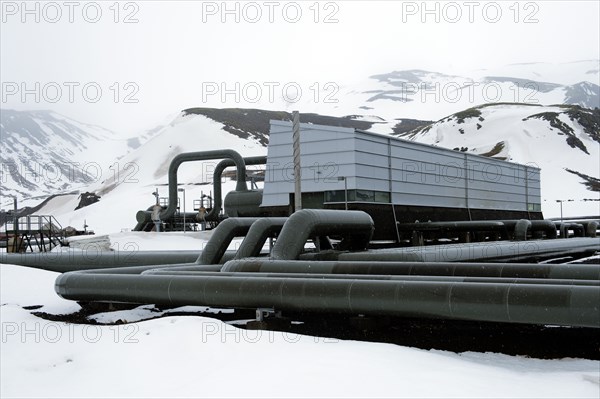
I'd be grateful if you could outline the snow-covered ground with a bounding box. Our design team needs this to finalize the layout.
[2,233,599,398]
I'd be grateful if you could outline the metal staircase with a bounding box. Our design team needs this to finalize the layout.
[3,215,67,252]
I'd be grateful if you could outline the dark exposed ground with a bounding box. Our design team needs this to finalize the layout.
[31,305,599,360]
[183,108,377,146]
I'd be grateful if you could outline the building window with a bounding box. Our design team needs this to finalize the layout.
[325,190,390,204]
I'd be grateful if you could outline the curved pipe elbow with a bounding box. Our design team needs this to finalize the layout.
[531,220,558,239]
[584,221,598,238]
[560,223,586,238]
[160,150,248,222]
[234,217,288,259]
[271,209,374,260]
[197,217,260,265]
[514,219,531,241]
[206,156,267,221]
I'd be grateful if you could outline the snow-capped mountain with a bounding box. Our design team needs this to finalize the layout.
[321,61,599,122]
[0,109,160,208]
[398,103,599,216]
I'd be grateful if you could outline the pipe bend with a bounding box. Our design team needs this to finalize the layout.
[560,223,585,238]
[160,150,248,222]
[530,219,557,239]
[271,209,374,260]
[235,217,288,259]
[134,205,162,231]
[514,219,531,241]
[197,217,260,265]
[585,221,599,238]
[206,156,267,221]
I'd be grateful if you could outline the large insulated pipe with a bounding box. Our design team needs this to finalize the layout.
[396,221,506,232]
[512,219,530,241]
[585,221,599,238]
[196,217,259,265]
[136,150,248,224]
[0,251,202,273]
[234,218,288,259]
[297,237,600,263]
[206,156,267,221]
[133,205,158,231]
[499,220,558,239]
[2,218,270,272]
[559,223,585,238]
[141,269,600,286]
[397,220,557,239]
[221,260,600,280]
[2,217,265,272]
[54,273,600,328]
[271,210,374,260]
[532,220,558,239]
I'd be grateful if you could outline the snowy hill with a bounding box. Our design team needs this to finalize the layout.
[469,60,600,86]
[25,112,268,233]
[184,60,599,125]
[398,103,600,217]
[271,60,596,122]
[0,109,153,206]
[324,61,599,122]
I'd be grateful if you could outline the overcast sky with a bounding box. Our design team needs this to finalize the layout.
[1,0,599,133]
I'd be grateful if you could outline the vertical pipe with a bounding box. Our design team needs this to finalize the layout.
[13,197,18,253]
[586,221,598,238]
[161,150,248,222]
[514,219,531,241]
[463,154,472,220]
[391,204,401,243]
[344,178,348,210]
[205,156,267,222]
[524,165,530,218]
[292,111,302,212]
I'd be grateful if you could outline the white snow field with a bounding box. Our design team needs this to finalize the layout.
[1,232,599,398]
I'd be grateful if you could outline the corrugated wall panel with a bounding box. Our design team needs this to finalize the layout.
[262,122,356,207]
[262,121,541,212]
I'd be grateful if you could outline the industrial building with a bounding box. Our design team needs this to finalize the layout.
[261,121,542,239]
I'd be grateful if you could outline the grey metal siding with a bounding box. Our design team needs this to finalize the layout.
[261,120,541,212]
[262,122,356,207]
